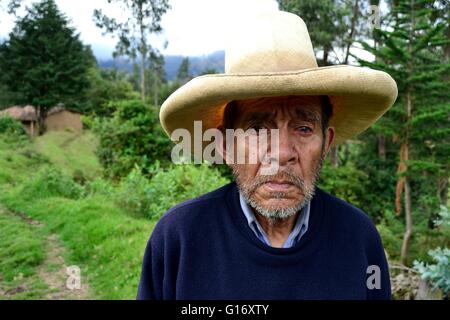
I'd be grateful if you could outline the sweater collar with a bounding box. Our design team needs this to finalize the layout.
[226,181,325,254]
[238,191,311,248]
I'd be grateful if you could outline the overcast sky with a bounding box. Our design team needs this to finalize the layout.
[0,0,280,59]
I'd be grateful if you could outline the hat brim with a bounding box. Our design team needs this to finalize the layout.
[160,65,398,158]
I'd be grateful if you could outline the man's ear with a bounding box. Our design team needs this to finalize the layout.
[324,126,335,154]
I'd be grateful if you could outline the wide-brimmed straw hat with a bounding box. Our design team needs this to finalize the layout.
[159,11,398,157]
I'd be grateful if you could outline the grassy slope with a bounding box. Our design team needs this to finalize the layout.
[0,206,49,299]
[0,132,155,299]
[32,130,101,180]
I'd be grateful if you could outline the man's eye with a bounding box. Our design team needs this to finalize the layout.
[297,126,313,134]
[249,124,267,131]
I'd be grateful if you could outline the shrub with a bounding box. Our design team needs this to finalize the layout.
[84,177,117,198]
[115,163,230,219]
[0,116,26,136]
[146,163,230,219]
[92,99,173,179]
[318,161,368,210]
[19,166,83,200]
[413,206,450,296]
[413,247,450,296]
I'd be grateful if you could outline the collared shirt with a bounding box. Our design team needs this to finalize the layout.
[239,192,310,248]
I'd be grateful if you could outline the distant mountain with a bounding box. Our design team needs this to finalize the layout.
[97,51,225,81]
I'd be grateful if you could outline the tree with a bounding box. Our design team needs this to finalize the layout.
[146,50,166,107]
[176,57,192,84]
[84,67,139,117]
[277,0,349,65]
[93,0,171,102]
[0,0,23,15]
[0,0,94,134]
[358,0,450,265]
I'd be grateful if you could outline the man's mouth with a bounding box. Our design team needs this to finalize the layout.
[263,180,296,191]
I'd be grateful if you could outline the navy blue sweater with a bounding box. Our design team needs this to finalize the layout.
[137,182,391,300]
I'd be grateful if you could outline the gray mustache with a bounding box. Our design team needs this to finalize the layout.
[251,170,306,192]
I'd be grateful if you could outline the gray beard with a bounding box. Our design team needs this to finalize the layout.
[243,187,315,222]
[233,153,325,223]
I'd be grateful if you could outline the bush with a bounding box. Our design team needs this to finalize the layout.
[114,165,153,218]
[0,116,26,136]
[84,177,117,198]
[146,163,230,219]
[413,205,450,296]
[414,247,450,296]
[19,166,83,200]
[92,99,173,179]
[115,163,230,219]
[318,161,368,210]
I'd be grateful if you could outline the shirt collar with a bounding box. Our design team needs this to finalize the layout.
[238,191,310,248]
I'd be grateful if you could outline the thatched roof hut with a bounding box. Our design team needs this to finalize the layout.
[0,105,82,136]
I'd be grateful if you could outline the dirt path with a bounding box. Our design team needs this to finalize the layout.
[38,233,90,300]
[1,208,91,300]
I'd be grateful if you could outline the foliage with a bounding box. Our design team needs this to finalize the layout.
[0,134,154,299]
[414,247,450,296]
[84,67,139,117]
[356,0,450,264]
[84,177,117,198]
[413,205,450,295]
[93,0,171,100]
[318,160,369,210]
[19,166,83,200]
[92,99,173,179]
[176,57,192,84]
[0,0,95,127]
[277,0,349,65]
[115,163,230,219]
[0,116,26,136]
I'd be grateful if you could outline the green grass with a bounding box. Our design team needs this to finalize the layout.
[0,132,155,299]
[33,130,101,180]
[0,206,49,300]
[0,135,47,186]
[0,194,155,299]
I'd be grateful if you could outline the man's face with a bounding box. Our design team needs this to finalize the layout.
[225,96,334,221]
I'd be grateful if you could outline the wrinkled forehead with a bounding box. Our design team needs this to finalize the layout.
[234,95,322,125]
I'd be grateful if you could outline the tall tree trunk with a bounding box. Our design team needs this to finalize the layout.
[140,44,146,101]
[399,0,416,267]
[400,87,413,266]
[139,5,146,102]
[36,105,46,135]
[400,175,412,265]
[344,0,359,64]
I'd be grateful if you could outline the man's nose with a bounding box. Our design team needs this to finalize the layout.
[271,127,298,167]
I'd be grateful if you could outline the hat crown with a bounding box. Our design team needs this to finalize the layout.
[225,11,318,74]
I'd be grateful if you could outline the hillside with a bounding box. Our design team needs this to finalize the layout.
[32,131,101,181]
[0,131,154,300]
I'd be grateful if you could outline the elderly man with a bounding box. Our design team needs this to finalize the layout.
[137,11,397,300]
